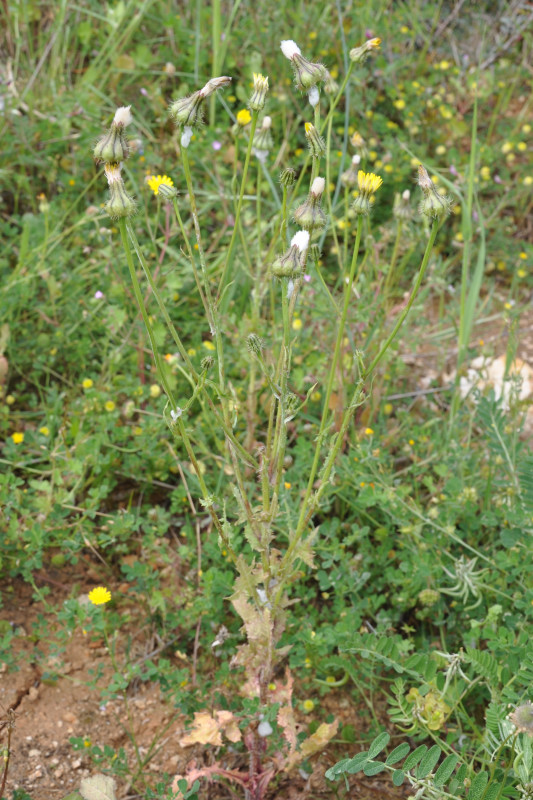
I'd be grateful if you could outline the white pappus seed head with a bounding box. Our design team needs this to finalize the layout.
[308,86,320,107]
[291,230,310,253]
[352,154,361,166]
[257,720,273,737]
[402,189,411,200]
[263,115,272,128]
[181,126,193,148]
[280,39,301,60]
[311,176,325,197]
[113,106,132,127]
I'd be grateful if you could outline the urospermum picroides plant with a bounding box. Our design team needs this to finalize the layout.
[92,36,450,800]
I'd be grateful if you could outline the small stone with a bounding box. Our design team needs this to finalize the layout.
[28,749,41,758]
[27,686,39,701]
[72,759,82,769]
[55,767,64,778]
[28,768,43,781]
[63,712,77,723]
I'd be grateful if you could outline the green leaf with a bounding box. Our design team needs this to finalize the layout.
[434,754,459,786]
[346,751,370,773]
[404,745,427,770]
[363,761,386,776]
[416,745,441,779]
[469,771,489,800]
[393,769,405,786]
[368,731,390,759]
[325,758,351,780]
[386,742,410,765]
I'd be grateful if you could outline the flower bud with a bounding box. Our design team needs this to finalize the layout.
[201,356,215,372]
[157,182,178,200]
[103,163,136,219]
[249,73,269,111]
[341,155,361,187]
[304,122,326,159]
[323,70,339,96]
[349,37,381,64]
[417,165,451,220]
[393,189,413,221]
[293,176,327,231]
[279,167,296,187]
[272,245,303,279]
[280,39,327,92]
[169,91,205,128]
[308,243,321,263]
[247,334,264,358]
[253,116,273,160]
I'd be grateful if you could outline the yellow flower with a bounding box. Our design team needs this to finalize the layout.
[39,426,50,436]
[517,142,527,152]
[284,482,292,489]
[292,318,303,331]
[311,391,321,402]
[519,252,527,259]
[88,586,111,605]
[524,176,533,186]
[501,142,513,154]
[236,108,252,126]
[357,171,383,197]
[6,394,15,405]
[394,98,406,110]
[302,699,315,712]
[11,432,24,444]
[84,739,92,748]
[517,268,527,278]
[203,340,216,351]
[480,166,491,181]
[150,384,161,398]
[82,378,93,389]
[384,403,393,415]
[147,174,174,196]
[364,427,374,435]
[104,401,116,412]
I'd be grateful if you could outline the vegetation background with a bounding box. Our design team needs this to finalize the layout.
[1,1,533,799]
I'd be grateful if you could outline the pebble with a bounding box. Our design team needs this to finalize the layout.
[27,686,39,702]
[72,759,82,769]
[28,768,43,781]
[28,749,41,758]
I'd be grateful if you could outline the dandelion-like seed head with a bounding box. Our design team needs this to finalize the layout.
[147,174,174,196]
[88,586,112,606]
[280,40,302,60]
[509,702,533,736]
[291,230,310,253]
[199,76,232,98]
[113,106,132,128]
[311,176,325,197]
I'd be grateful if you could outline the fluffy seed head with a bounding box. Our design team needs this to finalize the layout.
[113,106,132,127]
[291,230,310,253]
[280,40,301,60]
[311,177,325,197]
[509,702,533,736]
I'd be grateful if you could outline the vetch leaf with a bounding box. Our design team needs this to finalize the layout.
[434,753,459,786]
[363,761,386,776]
[386,743,410,765]
[403,744,427,770]
[393,769,405,786]
[346,751,370,773]
[469,771,489,800]
[416,745,441,779]
[368,731,390,759]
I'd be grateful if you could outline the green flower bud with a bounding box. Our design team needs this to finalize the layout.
[279,167,297,187]
[417,165,451,220]
[304,122,326,159]
[247,334,264,358]
[103,163,136,220]
[249,73,269,111]
[272,244,303,279]
[157,182,178,200]
[293,177,327,231]
[169,91,205,128]
[349,38,381,64]
[280,40,327,92]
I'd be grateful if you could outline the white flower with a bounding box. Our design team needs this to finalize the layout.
[311,176,325,196]
[308,86,320,107]
[113,106,132,127]
[181,126,193,148]
[290,230,310,253]
[170,407,182,421]
[280,39,301,60]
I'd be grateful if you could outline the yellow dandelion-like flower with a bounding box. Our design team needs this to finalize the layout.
[12,432,24,444]
[302,699,315,712]
[236,108,252,126]
[150,384,161,398]
[104,400,116,412]
[88,586,111,606]
[292,318,303,331]
[357,170,383,197]
[364,427,374,435]
[147,174,174,196]
[203,340,216,351]
[284,482,292,489]
[39,426,50,436]
[82,378,93,389]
